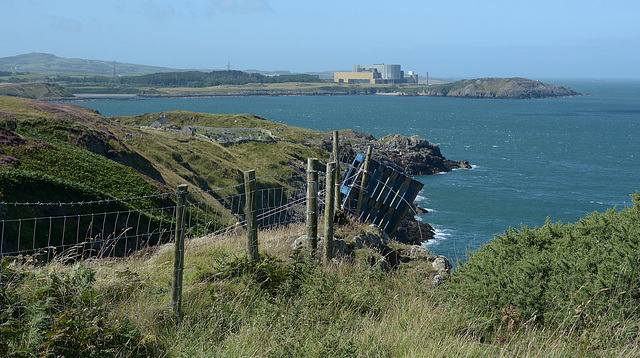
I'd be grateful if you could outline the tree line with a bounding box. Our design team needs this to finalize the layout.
[51,70,322,87]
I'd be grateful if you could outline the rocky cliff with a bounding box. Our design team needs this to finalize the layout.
[321,131,471,176]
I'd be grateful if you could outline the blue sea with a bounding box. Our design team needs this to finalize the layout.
[72,79,640,263]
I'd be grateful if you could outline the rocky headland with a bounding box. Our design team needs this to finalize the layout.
[418,77,580,99]
[320,130,471,176]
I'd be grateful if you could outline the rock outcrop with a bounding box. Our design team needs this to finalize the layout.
[321,131,470,176]
[378,134,471,175]
[394,207,435,245]
[292,227,453,286]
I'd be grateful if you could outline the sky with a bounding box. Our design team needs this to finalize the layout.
[1,0,639,79]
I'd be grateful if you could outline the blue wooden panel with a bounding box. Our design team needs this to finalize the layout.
[339,154,424,237]
[340,153,365,197]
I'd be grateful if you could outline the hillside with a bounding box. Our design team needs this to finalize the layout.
[0,96,329,205]
[418,77,580,99]
[0,82,75,99]
[0,96,471,251]
[0,52,180,76]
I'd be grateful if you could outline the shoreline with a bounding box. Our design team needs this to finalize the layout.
[47,90,583,102]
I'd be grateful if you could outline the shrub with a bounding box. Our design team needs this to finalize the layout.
[0,261,161,356]
[448,192,640,338]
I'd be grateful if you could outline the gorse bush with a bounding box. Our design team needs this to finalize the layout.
[449,192,640,339]
[0,259,160,357]
[197,252,294,295]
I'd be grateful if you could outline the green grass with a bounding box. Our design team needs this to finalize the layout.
[0,82,74,99]
[0,96,328,199]
[0,96,170,206]
[3,200,640,357]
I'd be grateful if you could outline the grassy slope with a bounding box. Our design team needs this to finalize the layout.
[0,96,165,202]
[0,96,329,200]
[3,199,640,356]
[0,95,331,242]
[414,77,580,98]
[0,82,75,99]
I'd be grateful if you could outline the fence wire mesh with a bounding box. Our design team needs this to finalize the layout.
[0,155,421,347]
[0,173,315,342]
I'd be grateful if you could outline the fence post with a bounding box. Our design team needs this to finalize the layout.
[324,162,336,264]
[306,158,318,253]
[244,170,259,262]
[172,184,188,319]
[332,131,341,212]
[356,146,373,217]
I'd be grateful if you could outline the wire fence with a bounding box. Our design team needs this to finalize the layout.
[0,142,421,349]
[0,171,331,345]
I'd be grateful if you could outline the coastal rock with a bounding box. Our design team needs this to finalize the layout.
[353,231,384,250]
[332,133,470,176]
[409,245,434,260]
[382,134,442,155]
[432,256,452,276]
[394,211,435,245]
[377,134,471,175]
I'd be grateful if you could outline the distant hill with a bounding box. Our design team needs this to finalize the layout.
[0,53,181,76]
[245,69,339,80]
[0,82,74,99]
[418,77,581,99]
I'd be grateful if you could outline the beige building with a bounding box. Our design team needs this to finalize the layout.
[334,71,377,84]
[334,64,417,84]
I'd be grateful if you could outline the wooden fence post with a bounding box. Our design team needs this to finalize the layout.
[324,162,336,264]
[356,146,373,217]
[244,170,259,262]
[306,158,318,253]
[332,131,341,212]
[172,184,188,319]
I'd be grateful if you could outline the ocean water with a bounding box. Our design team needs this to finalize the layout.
[73,79,640,263]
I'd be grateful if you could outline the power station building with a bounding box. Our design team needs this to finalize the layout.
[334,64,418,84]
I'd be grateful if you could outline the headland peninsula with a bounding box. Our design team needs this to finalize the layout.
[1,54,580,100]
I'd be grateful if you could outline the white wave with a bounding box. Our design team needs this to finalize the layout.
[415,194,427,201]
[424,226,453,247]
[434,227,452,238]
[424,238,443,247]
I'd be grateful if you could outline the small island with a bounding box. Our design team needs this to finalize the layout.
[416,77,581,99]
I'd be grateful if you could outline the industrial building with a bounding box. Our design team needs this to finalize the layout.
[334,64,418,84]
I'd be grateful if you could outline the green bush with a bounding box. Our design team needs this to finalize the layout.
[0,260,161,357]
[448,192,640,338]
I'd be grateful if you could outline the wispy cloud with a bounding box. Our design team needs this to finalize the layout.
[212,0,271,13]
[47,15,83,33]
